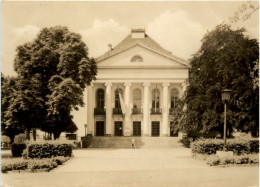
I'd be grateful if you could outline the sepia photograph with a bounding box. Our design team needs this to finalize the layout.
[1,1,259,187]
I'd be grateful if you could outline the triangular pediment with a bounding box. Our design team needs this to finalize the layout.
[97,44,188,68]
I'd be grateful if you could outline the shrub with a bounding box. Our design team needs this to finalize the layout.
[206,156,221,166]
[1,156,71,173]
[28,159,58,170]
[81,135,92,148]
[53,156,70,165]
[191,137,259,155]
[1,158,28,173]
[178,137,191,148]
[205,154,259,166]
[24,140,73,159]
[11,143,26,157]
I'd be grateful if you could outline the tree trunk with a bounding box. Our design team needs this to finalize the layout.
[32,129,36,141]
[9,135,15,144]
[25,129,30,140]
[53,132,61,140]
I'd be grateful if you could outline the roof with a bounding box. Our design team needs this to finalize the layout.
[96,33,188,66]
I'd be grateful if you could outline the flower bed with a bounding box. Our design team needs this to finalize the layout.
[1,156,71,173]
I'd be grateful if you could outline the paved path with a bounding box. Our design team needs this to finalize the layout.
[1,148,259,187]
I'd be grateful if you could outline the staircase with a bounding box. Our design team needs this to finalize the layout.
[89,137,182,148]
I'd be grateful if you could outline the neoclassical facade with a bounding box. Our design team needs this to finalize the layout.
[86,29,189,137]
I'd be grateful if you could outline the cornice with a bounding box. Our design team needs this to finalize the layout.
[98,65,189,70]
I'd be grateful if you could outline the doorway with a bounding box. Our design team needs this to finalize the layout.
[151,121,160,136]
[114,121,123,136]
[133,121,141,136]
[96,121,105,136]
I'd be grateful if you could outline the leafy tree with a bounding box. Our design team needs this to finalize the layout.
[1,74,24,143]
[11,26,97,139]
[229,1,259,23]
[175,24,259,138]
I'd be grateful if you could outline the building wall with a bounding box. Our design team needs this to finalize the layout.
[75,44,188,138]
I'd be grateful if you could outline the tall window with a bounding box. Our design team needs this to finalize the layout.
[152,89,160,109]
[96,89,104,108]
[171,88,179,108]
[133,89,141,108]
[115,89,123,108]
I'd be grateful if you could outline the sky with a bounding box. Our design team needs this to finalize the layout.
[1,1,259,77]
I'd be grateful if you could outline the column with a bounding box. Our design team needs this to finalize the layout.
[87,84,94,135]
[143,82,150,136]
[162,82,170,136]
[124,82,131,136]
[105,82,112,136]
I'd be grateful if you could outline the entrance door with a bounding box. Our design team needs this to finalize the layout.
[114,121,123,136]
[96,121,105,136]
[170,121,178,137]
[133,121,141,136]
[151,121,160,137]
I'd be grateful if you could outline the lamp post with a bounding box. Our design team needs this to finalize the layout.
[84,124,87,137]
[221,89,231,151]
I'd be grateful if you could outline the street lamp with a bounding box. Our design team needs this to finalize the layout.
[221,89,231,151]
[84,124,87,137]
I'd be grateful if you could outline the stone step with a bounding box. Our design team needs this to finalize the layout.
[89,137,183,148]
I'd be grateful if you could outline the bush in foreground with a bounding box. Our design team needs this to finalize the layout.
[205,154,259,166]
[11,143,26,157]
[1,156,70,173]
[178,137,191,148]
[191,137,259,155]
[22,140,73,158]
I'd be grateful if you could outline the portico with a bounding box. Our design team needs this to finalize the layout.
[86,28,189,137]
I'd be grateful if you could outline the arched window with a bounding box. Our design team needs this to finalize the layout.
[133,89,141,108]
[96,89,105,108]
[171,88,179,108]
[115,89,123,108]
[152,89,160,109]
[131,55,143,62]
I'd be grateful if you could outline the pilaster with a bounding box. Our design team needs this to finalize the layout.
[105,82,112,136]
[143,82,150,136]
[162,82,170,136]
[124,82,131,136]
[87,83,94,135]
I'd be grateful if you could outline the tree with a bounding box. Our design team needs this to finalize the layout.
[229,1,259,23]
[11,26,97,139]
[175,24,259,137]
[1,74,24,143]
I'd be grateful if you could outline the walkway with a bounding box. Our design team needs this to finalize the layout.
[1,148,259,187]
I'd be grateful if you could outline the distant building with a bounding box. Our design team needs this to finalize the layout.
[86,29,189,137]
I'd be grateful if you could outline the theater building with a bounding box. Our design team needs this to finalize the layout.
[86,29,189,137]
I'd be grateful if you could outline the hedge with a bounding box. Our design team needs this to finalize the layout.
[11,143,26,157]
[1,157,70,173]
[206,154,259,166]
[191,137,259,155]
[24,141,73,158]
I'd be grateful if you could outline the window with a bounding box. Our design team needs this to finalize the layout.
[133,89,141,108]
[131,55,143,62]
[171,88,179,108]
[152,89,160,109]
[115,89,123,108]
[96,89,104,108]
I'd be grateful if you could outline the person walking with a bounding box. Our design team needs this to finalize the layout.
[131,137,136,149]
